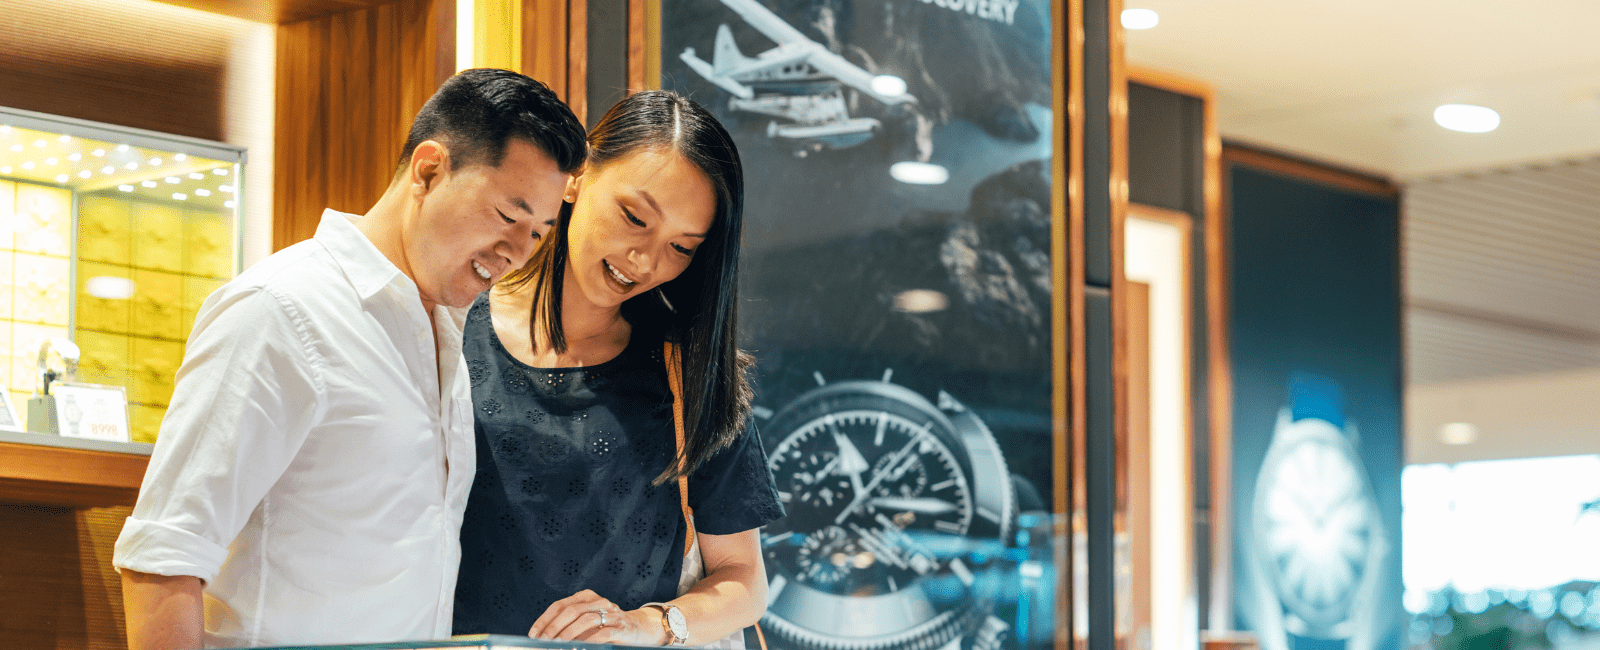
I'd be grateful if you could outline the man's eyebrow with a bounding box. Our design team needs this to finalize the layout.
[510,197,533,214]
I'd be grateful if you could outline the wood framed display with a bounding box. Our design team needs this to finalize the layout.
[1121,203,1197,650]
[1124,66,1226,642]
[645,0,1074,646]
[1221,143,1402,650]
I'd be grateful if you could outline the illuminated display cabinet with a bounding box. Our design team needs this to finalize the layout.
[0,107,242,443]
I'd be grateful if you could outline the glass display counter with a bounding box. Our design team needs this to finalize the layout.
[0,106,243,443]
[249,637,647,650]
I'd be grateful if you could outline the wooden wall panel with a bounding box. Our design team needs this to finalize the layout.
[272,0,453,251]
[523,0,586,109]
[0,505,131,650]
[152,0,398,23]
[0,0,236,141]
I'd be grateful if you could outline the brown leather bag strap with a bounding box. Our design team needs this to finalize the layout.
[665,342,695,557]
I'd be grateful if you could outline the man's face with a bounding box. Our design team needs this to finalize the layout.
[407,139,568,309]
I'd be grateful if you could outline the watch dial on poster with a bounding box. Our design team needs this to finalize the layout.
[757,378,1016,650]
[660,0,1057,646]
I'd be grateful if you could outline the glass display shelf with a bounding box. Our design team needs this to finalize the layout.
[0,105,244,444]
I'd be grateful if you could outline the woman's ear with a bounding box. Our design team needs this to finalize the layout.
[563,171,584,203]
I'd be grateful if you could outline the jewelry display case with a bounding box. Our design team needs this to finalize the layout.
[0,106,243,444]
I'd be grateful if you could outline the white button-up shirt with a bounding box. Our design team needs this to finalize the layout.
[114,209,476,648]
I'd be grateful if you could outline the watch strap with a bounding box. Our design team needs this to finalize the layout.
[1286,632,1346,650]
[1288,372,1344,427]
[643,601,688,646]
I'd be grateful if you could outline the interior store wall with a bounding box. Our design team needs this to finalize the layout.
[272,0,452,250]
[0,2,270,648]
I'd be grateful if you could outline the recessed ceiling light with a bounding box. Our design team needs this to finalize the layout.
[174,153,187,161]
[78,170,91,179]
[0,167,10,174]
[9,144,22,153]
[213,168,228,176]
[118,184,135,192]
[103,166,116,175]
[1434,104,1500,133]
[0,125,9,133]
[54,174,69,183]
[189,172,205,180]
[173,193,188,201]
[45,157,58,165]
[68,153,81,162]
[57,135,72,143]
[141,180,157,188]
[165,176,180,184]
[224,200,236,208]
[219,185,234,193]
[149,157,162,166]
[22,161,35,170]
[125,161,138,170]
[889,161,949,185]
[92,148,105,157]
[116,144,129,152]
[34,139,47,148]
[194,188,211,197]
[1122,8,1159,29]
[1439,422,1479,445]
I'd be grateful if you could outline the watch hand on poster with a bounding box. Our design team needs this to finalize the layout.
[869,496,960,515]
[829,424,871,498]
[833,432,925,525]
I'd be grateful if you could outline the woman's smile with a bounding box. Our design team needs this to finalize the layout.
[603,259,638,293]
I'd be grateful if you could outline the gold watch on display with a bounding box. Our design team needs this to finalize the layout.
[643,602,688,646]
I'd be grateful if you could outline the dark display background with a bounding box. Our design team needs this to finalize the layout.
[659,0,1057,648]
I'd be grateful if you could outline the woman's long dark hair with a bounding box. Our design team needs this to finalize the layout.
[502,90,752,484]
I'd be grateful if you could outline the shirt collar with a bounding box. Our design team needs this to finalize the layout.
[314,208,409,302]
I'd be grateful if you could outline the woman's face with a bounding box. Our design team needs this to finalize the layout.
[564,148,716,311]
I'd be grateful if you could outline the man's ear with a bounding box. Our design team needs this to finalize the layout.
[409,140,448,198]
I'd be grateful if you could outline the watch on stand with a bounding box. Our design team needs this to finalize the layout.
[1249,374,1388,650]
[757,373,1016,650]
[27,337,80,435]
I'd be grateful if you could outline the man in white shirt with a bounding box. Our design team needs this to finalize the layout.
[112,69,588,650]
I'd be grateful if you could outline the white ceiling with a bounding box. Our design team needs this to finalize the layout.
[1123,1,1600,463]
[1124,0,1600,179]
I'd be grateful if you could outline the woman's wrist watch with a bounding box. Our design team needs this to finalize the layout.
[642,602,688,646]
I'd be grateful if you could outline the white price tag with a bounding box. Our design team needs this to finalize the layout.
[50,382,131,443]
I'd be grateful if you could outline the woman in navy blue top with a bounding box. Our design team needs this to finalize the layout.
[453,91,784,645]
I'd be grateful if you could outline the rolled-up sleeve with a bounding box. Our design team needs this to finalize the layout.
[114,285,326,583]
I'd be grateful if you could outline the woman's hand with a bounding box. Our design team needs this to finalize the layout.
[528,589,668,646]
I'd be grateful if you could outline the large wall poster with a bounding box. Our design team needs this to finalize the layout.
[1226,164,1404,650]
[658,1,1058,650]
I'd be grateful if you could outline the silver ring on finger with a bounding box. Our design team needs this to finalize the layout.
[594,609,609,627]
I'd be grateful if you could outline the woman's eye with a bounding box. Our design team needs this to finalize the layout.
[671,243,694,256]
[623,208,646,227]
[498,209,516,225]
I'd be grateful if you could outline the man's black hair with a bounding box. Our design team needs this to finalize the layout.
[399,68,587,174]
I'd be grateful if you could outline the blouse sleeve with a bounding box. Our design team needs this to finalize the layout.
[686,423,786,535]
